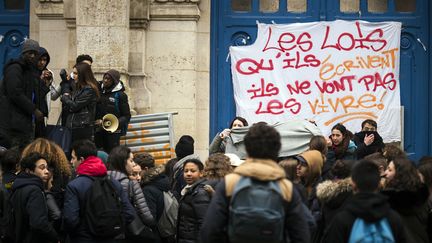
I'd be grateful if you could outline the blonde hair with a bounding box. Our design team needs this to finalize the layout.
[21,138,72,176]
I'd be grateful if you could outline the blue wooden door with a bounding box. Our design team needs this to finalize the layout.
[0,0,30,79]
[210,0,430,159]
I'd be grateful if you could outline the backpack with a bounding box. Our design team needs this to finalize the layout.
[227,176,286,243]
[157,190,179,238]
[113,92,128,136]
[83,176,125,238]
[348,218,395,243]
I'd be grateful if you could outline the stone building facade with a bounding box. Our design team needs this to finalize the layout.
[31,0,210,157]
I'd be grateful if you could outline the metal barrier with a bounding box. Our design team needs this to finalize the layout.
[120,112,177,164]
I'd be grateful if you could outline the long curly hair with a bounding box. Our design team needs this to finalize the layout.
[385,157,422,191]
[204,153,233,180]
[21,138,72,177]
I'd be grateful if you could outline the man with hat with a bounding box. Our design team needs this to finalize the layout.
[94,69,131,153]
[0,39,45,149]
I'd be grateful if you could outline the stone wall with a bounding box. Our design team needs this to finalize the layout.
[30,0,210,159]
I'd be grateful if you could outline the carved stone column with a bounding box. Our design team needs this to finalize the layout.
[75,0,130,74]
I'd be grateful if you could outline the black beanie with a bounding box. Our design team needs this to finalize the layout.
[175,135,194,160]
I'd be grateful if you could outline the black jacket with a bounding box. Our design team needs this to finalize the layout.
[177,178,211,243]
[33,47,51,117]
[382,186,430,243]
[62,85,97,129]
[95,81,131,133]
[314,179,353,243]
[353,131,385,159]
[322,192,407,243]
[10,173,59,243]
[142,166,172,221]
[0,58,36,134]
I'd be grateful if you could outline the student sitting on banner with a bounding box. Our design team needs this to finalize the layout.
[224,119,322,159]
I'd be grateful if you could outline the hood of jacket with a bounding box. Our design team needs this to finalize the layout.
[345,192,390,222]
[316,178,353,208]
[381,185,429,214]
[11,172,44,192]
[107,170,128,181]
[38,47,50,69]
[141,165,167,184]
[101,80,125,94]
[3,58,27,73]
[234,158,286,181]
[173,153,200,173]
[76,156,107,177]
[142,166,171,192]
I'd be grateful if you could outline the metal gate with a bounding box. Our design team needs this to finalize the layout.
[120,112,177,164]
[0,0,29,79]
[210,0,430,160]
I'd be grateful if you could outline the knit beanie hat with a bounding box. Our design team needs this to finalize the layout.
[175,135,194,160]
[21,39,40,54]
[296,150,324,175]
[104,69,120,85]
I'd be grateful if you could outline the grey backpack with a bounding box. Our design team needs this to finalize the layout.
[228,176,285,243]
[157,191,179,238]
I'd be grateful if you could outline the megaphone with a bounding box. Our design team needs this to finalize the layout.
[102,114,119,133]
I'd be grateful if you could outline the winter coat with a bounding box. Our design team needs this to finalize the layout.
[0,57,36,134]
[382,185,430,243]
[63,156,135,243]
[208,133,226,154]
[172,154,201,200]
[353,131,385,159]
[61,85,97,129]
[329,139,357,160]
[10,173,59,243]
[314,178,353,242]
[108,170,155,226]
[95,80,131,133]
[322,192,407,243]
[141,165,172,221]
[177,178,211,243]
[200,158,311,243]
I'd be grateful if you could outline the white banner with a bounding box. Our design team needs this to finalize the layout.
[230,20,402,142]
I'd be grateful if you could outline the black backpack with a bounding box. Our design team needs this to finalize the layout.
[0,185,15,242]
[83,176,125,238]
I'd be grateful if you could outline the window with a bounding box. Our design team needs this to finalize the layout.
[4,0,25,10]
[260,0,279,13]
[395,0,415,12]
[232,0,252,11]
[340,0,359,13]
[368,0,387,13]
[287,0,306,13]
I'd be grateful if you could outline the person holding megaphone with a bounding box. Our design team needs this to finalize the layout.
[95,69,131,153]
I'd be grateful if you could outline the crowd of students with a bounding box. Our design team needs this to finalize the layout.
[0,119,430,243]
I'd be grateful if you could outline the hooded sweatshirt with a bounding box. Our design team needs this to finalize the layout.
[96,71,131,131]
[11,173,59,243]
[76,156,107,176]
[322,192,407,243]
